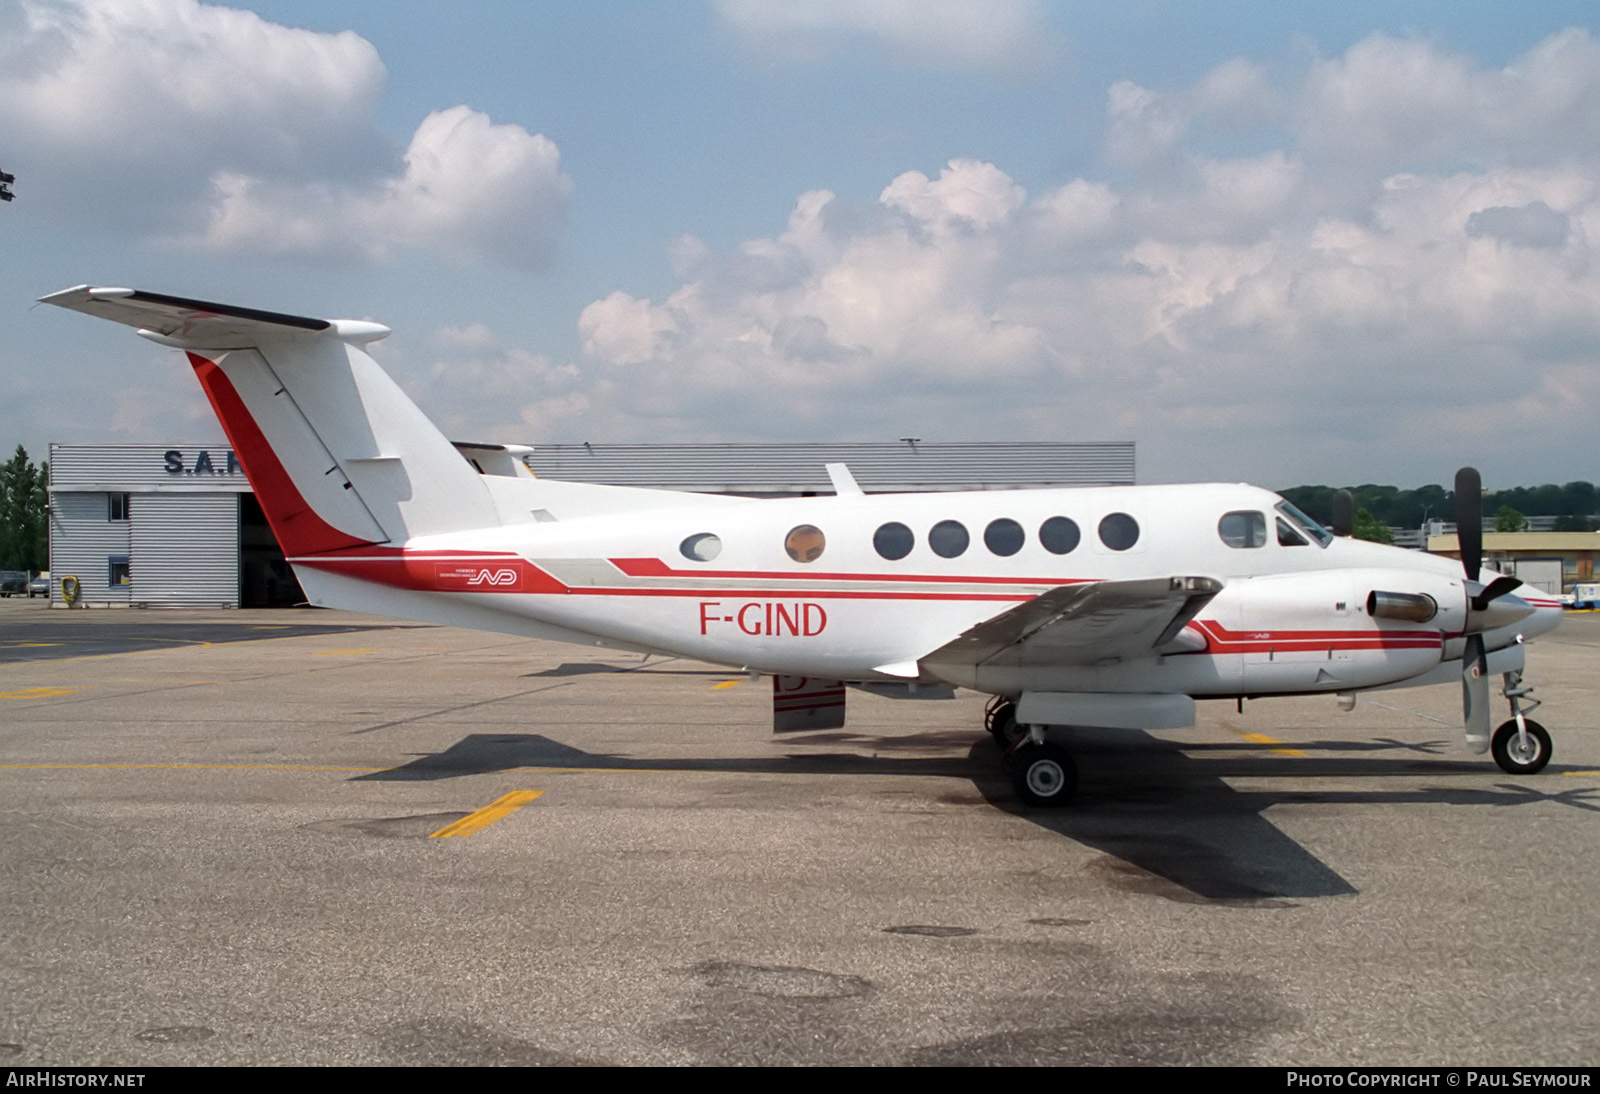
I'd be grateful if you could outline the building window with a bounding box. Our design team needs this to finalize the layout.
[108,556,131,587]
[108,493,130,521]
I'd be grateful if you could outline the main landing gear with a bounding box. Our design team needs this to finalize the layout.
[1490,669,1551,775]
[986,698,1078,807]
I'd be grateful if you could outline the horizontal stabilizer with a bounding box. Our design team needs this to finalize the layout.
[38,286,387,349]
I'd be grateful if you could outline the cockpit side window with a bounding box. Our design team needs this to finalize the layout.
[1218,511,1266,548]
[1274,500,1332,547]
[1276,517,1308,547]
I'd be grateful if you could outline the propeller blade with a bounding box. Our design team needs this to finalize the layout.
[1331,489,1354,537]
[1455,467,1482,580]
[1462,633,1491,754]
[1471,574,1524,612]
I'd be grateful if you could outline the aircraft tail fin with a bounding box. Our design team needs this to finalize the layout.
[40,286,502,556]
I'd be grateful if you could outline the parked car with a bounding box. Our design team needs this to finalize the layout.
[28,574,49,598]
[0,570,27,597]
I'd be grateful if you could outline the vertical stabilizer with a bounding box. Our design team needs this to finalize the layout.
[40,286,504,553]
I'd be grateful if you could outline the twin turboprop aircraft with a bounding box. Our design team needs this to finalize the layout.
[41,286,1566,806]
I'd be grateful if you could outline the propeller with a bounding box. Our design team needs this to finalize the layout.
[1455,467,1482,579]
[1453,467,1524,754]
[1331,489,1354,537]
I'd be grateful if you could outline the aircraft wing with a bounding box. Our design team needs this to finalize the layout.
[920,576,1222,673]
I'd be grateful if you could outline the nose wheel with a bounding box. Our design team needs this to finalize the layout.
[1491,718,1551,775]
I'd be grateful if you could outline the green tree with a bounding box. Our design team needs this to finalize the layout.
[1352,507,1393,544]
[0,445,48,572]
[1494,506,1529,533]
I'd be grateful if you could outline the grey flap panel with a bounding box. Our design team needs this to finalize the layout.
[922,576,1222,671]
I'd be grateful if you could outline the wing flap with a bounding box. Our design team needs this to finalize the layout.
[922,575,1222,673]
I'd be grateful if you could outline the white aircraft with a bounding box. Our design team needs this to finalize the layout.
[41,286,1566,805]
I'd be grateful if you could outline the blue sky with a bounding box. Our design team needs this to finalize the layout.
[2,1,1598,490]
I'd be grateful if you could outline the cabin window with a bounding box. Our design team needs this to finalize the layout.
[873,522,914,560]
[1098,512,1140,551]
[785,524,826,563]
[984,518,1025,557]
[929,520,970,559]
[680,533,722,561]
[1218,511,1266,548]
[1039,516,1081,555]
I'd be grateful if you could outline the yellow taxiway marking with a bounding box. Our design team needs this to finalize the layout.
[4,642,61,648]
[315,648,377,656]
[0,687,78,699]
[1221,724,1306,757]
[429,790,544,838]
[711,679,743,690]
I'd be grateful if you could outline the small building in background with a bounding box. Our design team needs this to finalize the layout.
[1427,531,1600,595]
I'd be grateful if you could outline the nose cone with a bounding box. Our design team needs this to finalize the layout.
[1526,597,1566,639]
[1470,592,1537,632]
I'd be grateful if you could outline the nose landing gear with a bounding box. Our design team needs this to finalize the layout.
[1490,670,1550,775]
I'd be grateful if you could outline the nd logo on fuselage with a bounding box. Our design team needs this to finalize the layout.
[699,601,828,637]
[435,563,525,592]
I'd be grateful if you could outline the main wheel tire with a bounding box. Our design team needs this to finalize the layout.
[1491,719,1551,775]
[1009,741,1078,807]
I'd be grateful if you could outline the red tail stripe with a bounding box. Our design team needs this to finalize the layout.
[187,353,376,557]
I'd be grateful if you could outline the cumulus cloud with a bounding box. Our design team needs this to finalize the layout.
[565,30,1600,483]
[1465,201,1571,248]
[173,106,572,267]
[0,0,570,267]
[714,0,1059,72]
[398,324,593,444]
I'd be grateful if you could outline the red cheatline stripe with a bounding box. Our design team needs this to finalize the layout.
[291,552,1038,602]
[1191,619,1440,652]
[610,556,1092,587]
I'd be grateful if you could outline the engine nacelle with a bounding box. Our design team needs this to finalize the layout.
[1217,567,1464,692]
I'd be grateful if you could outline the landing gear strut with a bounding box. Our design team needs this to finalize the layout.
[1491,670,1551,775]
[984,696,1025,746]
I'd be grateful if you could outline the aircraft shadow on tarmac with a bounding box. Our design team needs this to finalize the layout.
[352,727,1596,904]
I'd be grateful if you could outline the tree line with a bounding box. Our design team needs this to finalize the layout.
[0,446,48,573]
[1280,480,1599,534]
